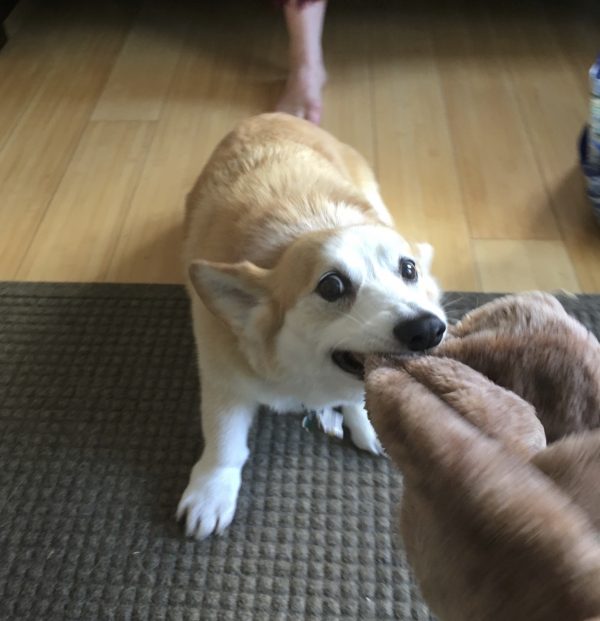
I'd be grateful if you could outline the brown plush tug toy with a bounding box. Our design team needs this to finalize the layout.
[365,292,600,621]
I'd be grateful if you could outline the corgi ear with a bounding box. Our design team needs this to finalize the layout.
[188,260,270,331]
[415,243,434,272]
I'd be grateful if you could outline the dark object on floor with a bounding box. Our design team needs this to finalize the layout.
[1,283,599,620]
[580,128,600,225]
[0,0,18,49]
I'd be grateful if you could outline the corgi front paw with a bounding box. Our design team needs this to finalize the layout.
[176,462,241,539]
[342,404,386,456]
[349,423,385,456]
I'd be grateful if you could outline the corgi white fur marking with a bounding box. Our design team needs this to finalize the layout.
[178,113,446,539]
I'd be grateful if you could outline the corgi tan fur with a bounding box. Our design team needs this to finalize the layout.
[178,113,445,539]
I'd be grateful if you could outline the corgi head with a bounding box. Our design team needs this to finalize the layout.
[189,224,446,402]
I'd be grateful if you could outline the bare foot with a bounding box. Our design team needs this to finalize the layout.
[276,63,327,124]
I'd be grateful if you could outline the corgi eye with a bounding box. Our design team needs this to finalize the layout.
[316,272,348,302]
[400,258,418,282]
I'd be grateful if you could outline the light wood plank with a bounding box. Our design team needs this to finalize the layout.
[16,121,154,281]
[473,240,581,293]
[490,5,587,190]
[370,6,479,291]
[547,171,600,293]
[0,3,131,279]
[321,3,375,167]
[0,1,599,292]
[92,2,188,122]
[0,3,76,151]
[491,4,600,292]
[106,5,279,283]
[0,50,44,153]
[433,5,560,240]
[540,4,600,291]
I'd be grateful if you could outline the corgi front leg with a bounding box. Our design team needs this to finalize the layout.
[342,401,384,456]
[177,380,257,539]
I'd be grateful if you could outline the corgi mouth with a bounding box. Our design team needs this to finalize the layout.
[331,350,366,379]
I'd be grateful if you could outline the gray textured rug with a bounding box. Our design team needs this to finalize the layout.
[1,283,600,621]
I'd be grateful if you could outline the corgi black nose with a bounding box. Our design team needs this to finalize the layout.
[394,313,446,351]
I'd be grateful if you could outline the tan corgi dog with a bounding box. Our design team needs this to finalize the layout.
[178,113,446,539]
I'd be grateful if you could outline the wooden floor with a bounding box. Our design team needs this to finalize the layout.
[1,0,599,292]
